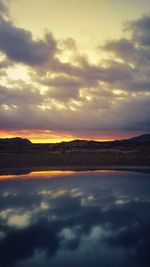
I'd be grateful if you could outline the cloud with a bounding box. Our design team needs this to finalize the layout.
[103,14,150,66]
[124,14,150,46]
[0,17,56,66]
[0,12,150,135]
[0,85,42,106]
[43,76,82,100]
[0,78,149,132]
[103,38,137,63]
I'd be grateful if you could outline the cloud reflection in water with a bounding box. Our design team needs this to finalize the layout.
[0,170,150,267]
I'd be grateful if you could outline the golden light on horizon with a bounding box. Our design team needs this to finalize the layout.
[0,128,145,143]
[0,128,118,143]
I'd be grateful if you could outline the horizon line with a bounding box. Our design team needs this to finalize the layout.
[0,136,115,144]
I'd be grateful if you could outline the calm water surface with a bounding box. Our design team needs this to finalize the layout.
[0,170,150,267]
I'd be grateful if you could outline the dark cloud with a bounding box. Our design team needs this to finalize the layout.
[103,38,150,67]
[103,38,137,63]
[42,76,82,99]
[102,61,134,83]
[43,76,82,89]
[104,15,150,66]
[118,79,150,92]
[125,14,150,46]
[0,84,149,132]
[0,17,56,66]
[0,85,41,106]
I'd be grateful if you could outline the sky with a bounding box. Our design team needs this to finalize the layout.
[0,0,150,143]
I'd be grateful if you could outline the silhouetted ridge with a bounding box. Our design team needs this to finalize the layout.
[0,137,31,145]
[0,134,150,153]
[0,137,32,152]
[127,134,150,143]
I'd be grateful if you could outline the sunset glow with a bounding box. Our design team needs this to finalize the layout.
[0,128,147,143]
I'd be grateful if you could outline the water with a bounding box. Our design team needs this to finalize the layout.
[0,170,150,267]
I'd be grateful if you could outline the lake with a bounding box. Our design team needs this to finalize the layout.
[0,169,150,267]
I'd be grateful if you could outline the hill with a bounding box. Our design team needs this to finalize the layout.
[125,134,150,143]
[0,134,150,152]
[0,137,32,152]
